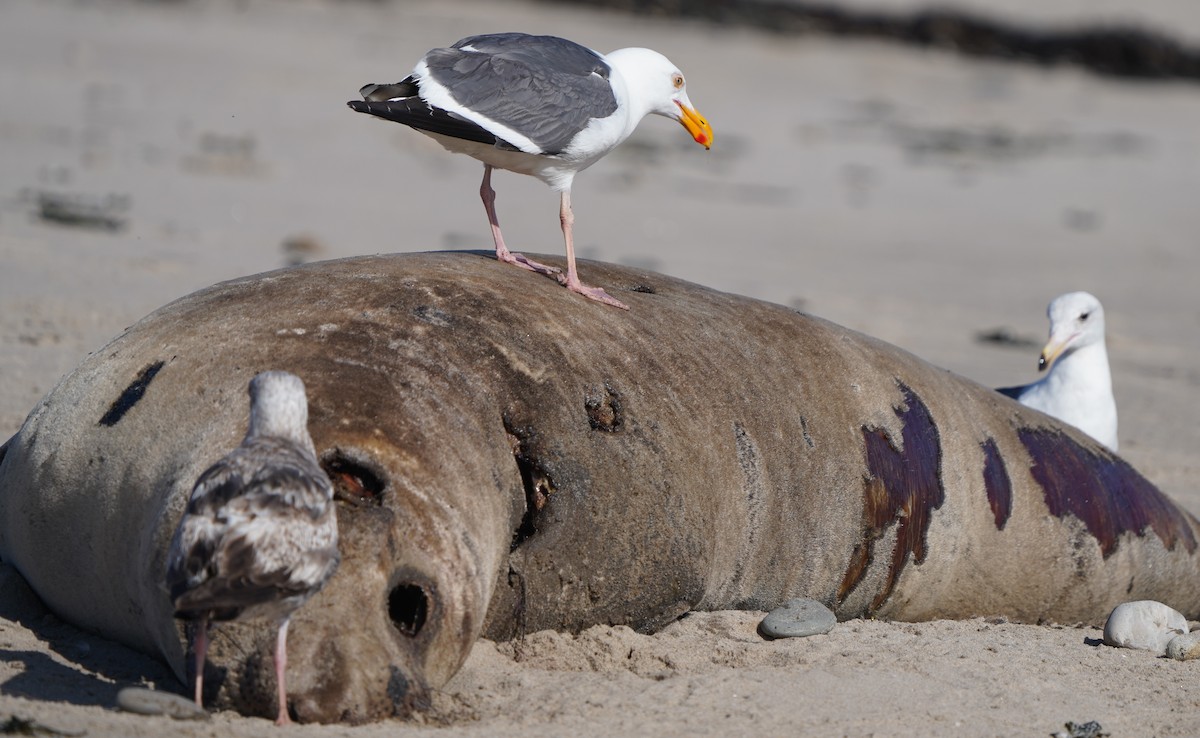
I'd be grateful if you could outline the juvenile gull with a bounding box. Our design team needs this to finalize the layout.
[347,32,714,309]
[165,371,339,725]
[997,291,1118,451]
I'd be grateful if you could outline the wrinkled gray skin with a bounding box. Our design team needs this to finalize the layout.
[2,252,1198,723]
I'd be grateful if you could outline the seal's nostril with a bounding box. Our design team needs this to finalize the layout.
[388,583,428,637]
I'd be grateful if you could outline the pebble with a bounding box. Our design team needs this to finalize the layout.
[1101,600,1188,656]
[1166,631,1200,661]
[758,598,837,639]
[116,687,210,720]
[1051,720,1107,738]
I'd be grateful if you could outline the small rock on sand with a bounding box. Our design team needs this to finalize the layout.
[1165,631,1200,660]
[758,598,837,639]
[116,687,210,720]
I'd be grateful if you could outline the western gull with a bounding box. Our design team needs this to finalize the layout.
[997,291,1118,451]
[347,32,714,309]
[165,371,340,725]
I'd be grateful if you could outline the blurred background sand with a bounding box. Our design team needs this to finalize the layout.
[1,0,1199,734]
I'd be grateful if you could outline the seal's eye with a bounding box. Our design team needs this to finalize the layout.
[672,73,684,89]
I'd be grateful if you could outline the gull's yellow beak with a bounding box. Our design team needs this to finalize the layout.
[1038,334,1074,372]
[676,101,713,150]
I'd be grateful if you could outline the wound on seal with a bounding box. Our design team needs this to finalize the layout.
[99,360,166,427]
[839,381,944,612]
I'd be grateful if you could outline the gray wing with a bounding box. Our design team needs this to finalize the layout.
[421,33,619,155]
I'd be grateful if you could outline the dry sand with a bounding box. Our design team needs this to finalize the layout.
[2,0,1200,734]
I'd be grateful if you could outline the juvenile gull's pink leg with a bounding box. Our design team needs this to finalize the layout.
[274,618,292,726]
[192,618,209,708]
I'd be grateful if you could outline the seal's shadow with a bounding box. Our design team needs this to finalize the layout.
[0,562,179,706]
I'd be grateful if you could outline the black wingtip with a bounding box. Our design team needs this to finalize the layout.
[343,96,500,147]
[995,385,1025,400]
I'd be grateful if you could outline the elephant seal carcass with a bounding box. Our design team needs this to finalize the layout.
[1,251,1197,723]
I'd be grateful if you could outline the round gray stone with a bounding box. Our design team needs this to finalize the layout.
[758,598,837,639]
[116,687,210,720]
[1166,631,1200,660]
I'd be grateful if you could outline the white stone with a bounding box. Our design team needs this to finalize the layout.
[1102,600,1188,656]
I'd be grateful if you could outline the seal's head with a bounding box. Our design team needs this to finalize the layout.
[194,361,512,723]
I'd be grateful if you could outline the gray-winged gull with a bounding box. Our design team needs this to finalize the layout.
[165,371,340,725]
[347,32,713,309]
[997,291,1118,451]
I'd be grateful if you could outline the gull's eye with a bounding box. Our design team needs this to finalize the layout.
[1080,312,1090,321]
[672,73,684,89]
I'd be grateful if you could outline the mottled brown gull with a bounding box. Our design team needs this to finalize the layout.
[165,370,339,725]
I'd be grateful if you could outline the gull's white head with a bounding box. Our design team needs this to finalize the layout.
[247,370,312,444]
[604,47,713,149]
[1039,291,1106,372]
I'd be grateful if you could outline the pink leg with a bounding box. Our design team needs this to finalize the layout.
[557,191,628,310]
[192,618,209,708]
[480,165,560,276]
[274,619,292,726]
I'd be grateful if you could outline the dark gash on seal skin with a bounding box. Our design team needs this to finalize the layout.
[981,437,1013,530]
[839,382,944,612]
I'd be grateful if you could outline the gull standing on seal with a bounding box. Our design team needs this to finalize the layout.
[997,291,1119,451]
[166,371,340,725]
[347,32,714,309]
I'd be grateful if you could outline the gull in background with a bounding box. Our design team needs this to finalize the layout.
[997,291,1118,451]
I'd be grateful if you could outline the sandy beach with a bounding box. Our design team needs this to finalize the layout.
[2,0,1200,734]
